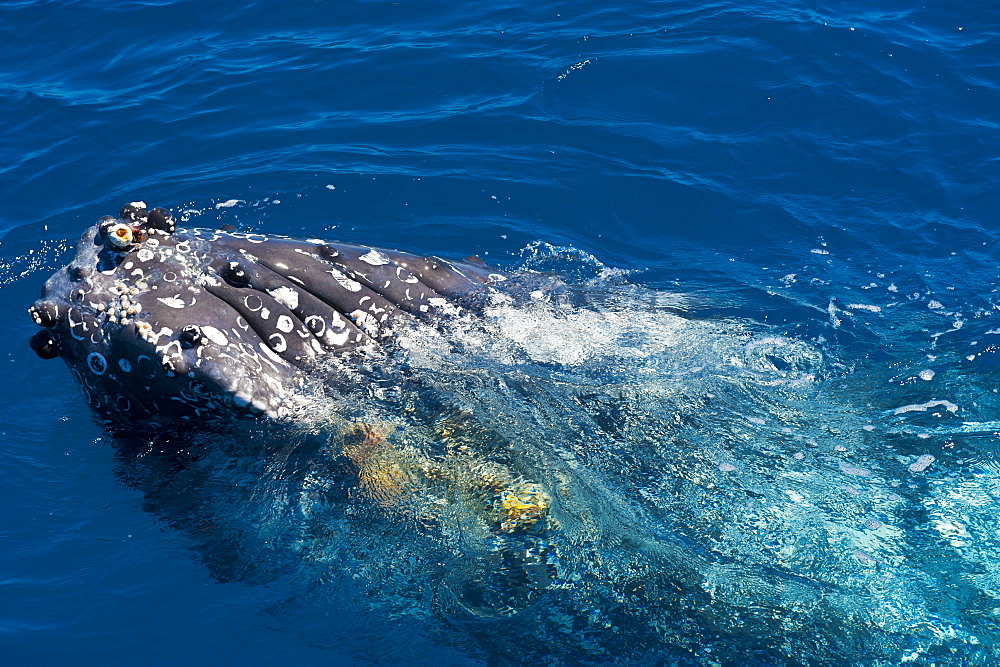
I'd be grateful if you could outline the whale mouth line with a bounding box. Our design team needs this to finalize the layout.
[29,202,506,425]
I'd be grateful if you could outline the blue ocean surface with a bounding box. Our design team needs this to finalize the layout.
[2,0,999,663]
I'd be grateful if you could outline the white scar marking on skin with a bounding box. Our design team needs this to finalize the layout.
[156,296,186,308]
[268,333,287,353]
[327,329,350,346]
[87,352,107,375]
[276,315,294,333]
[268,286,299,310]
[200,326,228,346]
[67,309,86,340]
[304,315,325,335]
[328,268,362,292]
[359,249,390,266]
[396,267,419,283]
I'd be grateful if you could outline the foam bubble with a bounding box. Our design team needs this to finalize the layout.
[893,400,958,415]
[839,461,871,477]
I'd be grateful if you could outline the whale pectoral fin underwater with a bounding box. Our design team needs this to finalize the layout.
[29,203,507,424]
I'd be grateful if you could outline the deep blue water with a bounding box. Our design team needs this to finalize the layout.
[2,0,1000,663]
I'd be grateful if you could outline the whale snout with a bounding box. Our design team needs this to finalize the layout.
[30,203,504,425]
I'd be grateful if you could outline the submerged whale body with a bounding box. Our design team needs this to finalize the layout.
[28,202,508,423]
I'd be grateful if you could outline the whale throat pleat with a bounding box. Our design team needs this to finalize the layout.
[315,244,449,316]
[204,281,319,368]
[240,258,371,352]
[250,247,406,333]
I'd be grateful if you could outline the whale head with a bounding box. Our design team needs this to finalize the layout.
[29,203,504,424]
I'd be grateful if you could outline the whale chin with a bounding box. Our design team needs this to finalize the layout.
[29,202,507,425]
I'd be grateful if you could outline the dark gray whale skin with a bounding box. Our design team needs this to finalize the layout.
[29,203,507,423]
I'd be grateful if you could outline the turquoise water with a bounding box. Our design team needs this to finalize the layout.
[2,0,999,663]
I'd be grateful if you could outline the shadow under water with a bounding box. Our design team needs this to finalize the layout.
[105,257,1000,664]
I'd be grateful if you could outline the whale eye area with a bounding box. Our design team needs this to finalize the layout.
[221,261,251,288]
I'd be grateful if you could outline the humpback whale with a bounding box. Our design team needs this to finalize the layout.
[28,203,510,423]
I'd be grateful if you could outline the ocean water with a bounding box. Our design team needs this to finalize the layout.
[2,0,999,663]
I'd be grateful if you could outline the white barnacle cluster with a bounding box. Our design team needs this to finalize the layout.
[136,320,155,343]
[96,279,143,326]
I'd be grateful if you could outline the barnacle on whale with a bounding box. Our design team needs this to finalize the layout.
[104,222,136,249]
